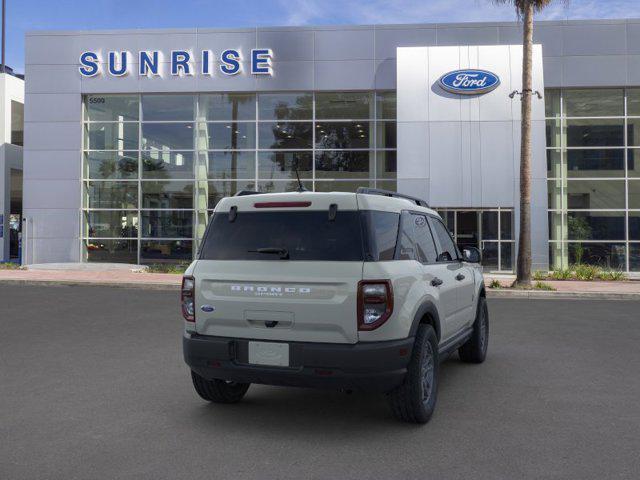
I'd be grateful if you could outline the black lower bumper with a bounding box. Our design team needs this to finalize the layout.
[183,333,414,393]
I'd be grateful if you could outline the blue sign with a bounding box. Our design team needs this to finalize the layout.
[438,69,500,95]
[79,48,273,77]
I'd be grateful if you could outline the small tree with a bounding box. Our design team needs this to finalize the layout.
[494,0,554,287]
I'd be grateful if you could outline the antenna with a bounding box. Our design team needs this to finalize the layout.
[293,157,308,192]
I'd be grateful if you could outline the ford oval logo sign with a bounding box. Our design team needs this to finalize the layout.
[438,69,500,95]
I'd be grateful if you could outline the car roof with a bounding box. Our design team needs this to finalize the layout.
[215,191,439,216]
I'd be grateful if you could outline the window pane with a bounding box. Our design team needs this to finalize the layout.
[85,151,138,179]
[85,122,138,150]
[199,93,255,121]
[86,181,137,209]
[627,118,640,147]
[500,211,513,240]
[429,218,458,262]
[629,149,640,178]
[567,212,625,240]
[361,211,399,261]
[567,180,625,209]
[315,121,371,149]
[568,243,626,269]
[198,122,255,150]
[85,239,137,263]
[142,94,194,121]
[315,92,373,119]
[141,211,193,238]
[141,240,192,264]
[257,180,313,194]
[142,123,194,150]
[546,119,562,148]
[314,180,373,193]
[629,213,640,241]
[481,241,499,271]
[547,150,562,178]
[566,119,624,147]
[376,180,398,191]
[629,180,640,209]
[376,91,396,119]
[142,150,194,179]
[501,243,513,271]
[481,211,498,240]
[258,151,312,180]
[85,95,139,122]
[548,179,565,210]
[438,211,455,236]
[399,214,437,263]
[142,181,193,209]
[548,212,565,242]
[376,151,397,179]
[11,101,23,145]
[258,93,312,120]
[544,89,560,118]
[563,89,623,117]
[258,122,312,149]
[631,244,640,271]
[567,149,625,178]
[203,151,255,179]
[376,122,396,148]
[315,151,372,179]
[208,180,256,208]
[85,211,138,238]
[626,88,640,116]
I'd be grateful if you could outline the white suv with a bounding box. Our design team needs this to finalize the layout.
[182,188,488,423]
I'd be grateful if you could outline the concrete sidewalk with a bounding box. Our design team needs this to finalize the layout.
[1,267,640,299]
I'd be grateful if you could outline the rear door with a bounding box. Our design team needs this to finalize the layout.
[193,194,363,344]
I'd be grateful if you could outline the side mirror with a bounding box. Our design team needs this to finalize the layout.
[462,246,482,264]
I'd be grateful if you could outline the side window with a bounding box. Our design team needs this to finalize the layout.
[429,217,459,262]
[397,213,437,263]
[361,211,400,261]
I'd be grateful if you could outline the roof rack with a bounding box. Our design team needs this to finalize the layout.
[234,190,261,197]
[356,187,430,208]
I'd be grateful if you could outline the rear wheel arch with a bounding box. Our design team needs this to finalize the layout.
[409,302,441,342]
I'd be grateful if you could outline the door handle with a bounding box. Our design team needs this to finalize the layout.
[431,277,443,287]
[456,273,466,281]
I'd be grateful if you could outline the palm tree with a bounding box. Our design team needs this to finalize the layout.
[494,0,554,287]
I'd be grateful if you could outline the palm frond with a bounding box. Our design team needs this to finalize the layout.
[493,0,557,15]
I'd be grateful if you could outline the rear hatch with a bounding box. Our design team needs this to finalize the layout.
[193,193,363,344]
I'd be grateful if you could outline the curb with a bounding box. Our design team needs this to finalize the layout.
[0,279,180,291]
[486,289,640,301]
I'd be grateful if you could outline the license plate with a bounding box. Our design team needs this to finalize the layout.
[248,341,289,367]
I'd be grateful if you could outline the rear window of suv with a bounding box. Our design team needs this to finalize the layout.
[199,209,401,262]
[200,210,365,261]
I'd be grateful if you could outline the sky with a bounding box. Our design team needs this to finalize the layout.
[5,0,640,73]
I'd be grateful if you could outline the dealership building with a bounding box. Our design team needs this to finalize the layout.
[21,18,640,273]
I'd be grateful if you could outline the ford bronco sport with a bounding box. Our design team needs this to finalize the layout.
[182,188,488,423]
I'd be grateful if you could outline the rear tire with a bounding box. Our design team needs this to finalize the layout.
[191,371,250,404]
[458,296,489,364]
[387,324,439,424]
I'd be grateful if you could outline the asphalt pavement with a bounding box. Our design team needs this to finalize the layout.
[1,285,639,480]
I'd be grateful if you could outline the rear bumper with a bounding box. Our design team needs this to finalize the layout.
[183,333,414,393]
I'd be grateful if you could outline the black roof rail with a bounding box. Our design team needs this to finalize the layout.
[234,190,261,197]
[356,187,430,208]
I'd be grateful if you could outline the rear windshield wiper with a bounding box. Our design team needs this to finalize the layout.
[248,247,290,260]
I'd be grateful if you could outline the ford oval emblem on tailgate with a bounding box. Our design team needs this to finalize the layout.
[201,305,215,312]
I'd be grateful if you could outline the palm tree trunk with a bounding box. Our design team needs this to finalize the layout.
[516,2,534,287]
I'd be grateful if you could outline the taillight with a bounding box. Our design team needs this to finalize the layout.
[357,280,393,331]
[181,276,195,322]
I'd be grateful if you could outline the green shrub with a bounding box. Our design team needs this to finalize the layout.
[597,270,626,281]
[534,281,556,291]
[550,268,572,280]
[145,263,189,274]
[532,270,548,281]
[0,262,21,270]
[488,279,502,289]
[573,264,601,281]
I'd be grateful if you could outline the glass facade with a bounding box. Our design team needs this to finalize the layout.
[546,88,640,272]
[82,92,397,264]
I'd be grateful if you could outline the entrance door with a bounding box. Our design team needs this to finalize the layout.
[456,211,479,251]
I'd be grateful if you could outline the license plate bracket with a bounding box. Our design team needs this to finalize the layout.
[248,341,290,367]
